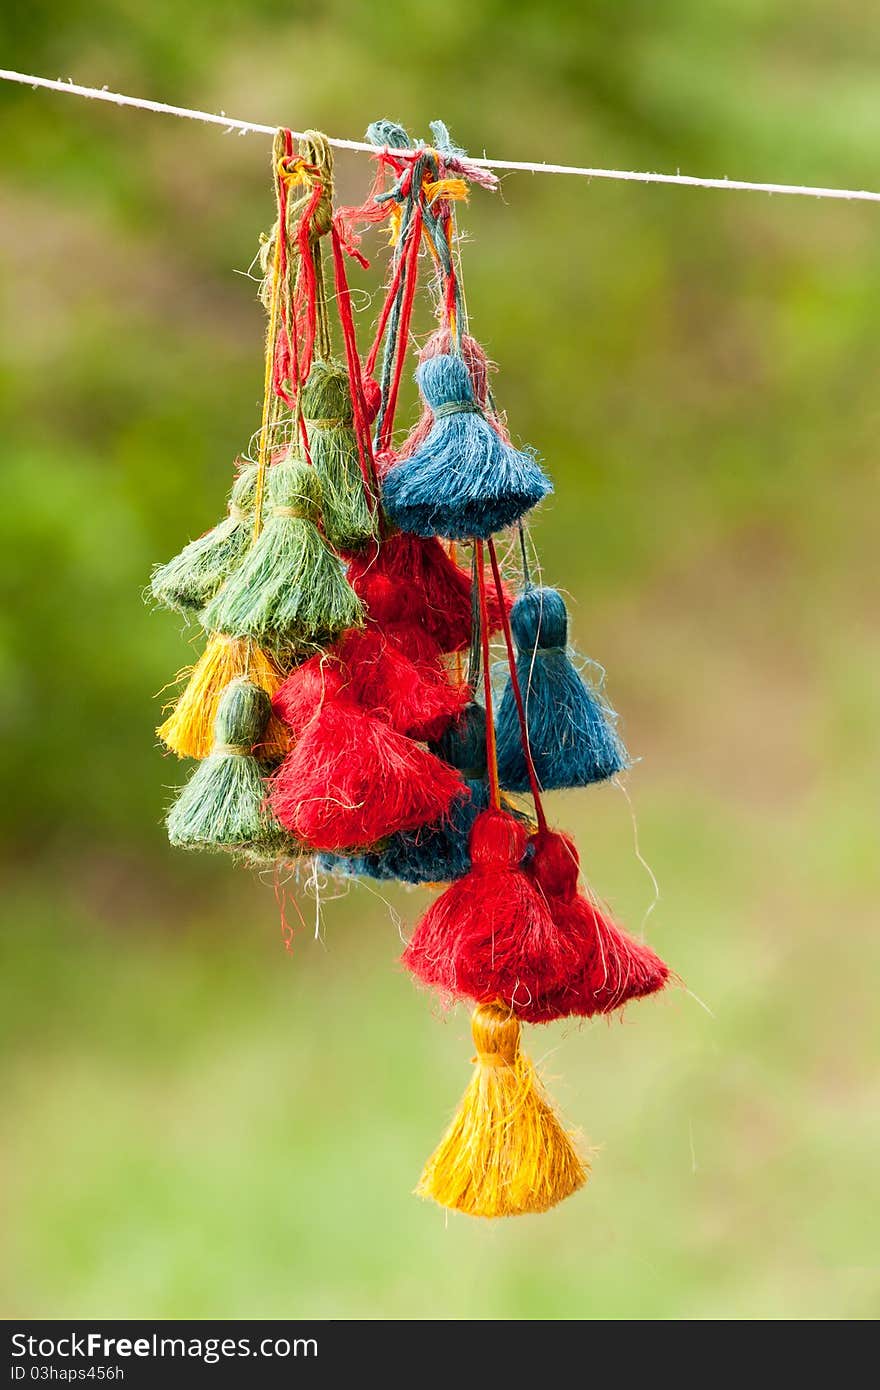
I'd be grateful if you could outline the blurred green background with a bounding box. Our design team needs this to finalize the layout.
[1,2,878,1321]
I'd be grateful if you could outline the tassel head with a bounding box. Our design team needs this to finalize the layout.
[430,701,488,777]
[268,454,322,521]
[511,585,568,649]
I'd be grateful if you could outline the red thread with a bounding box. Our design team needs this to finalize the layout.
[347,533,510,655]
[475,541,501,812]
[402,809,580,1010]
[379,203,423,453]
[486,537,548,833]
[517,830,670,1022]
[330,221,379,504]
[270,662,465,852]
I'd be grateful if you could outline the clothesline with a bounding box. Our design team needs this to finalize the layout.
[3,67,880,204]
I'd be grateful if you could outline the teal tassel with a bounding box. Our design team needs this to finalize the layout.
[382,354,551,540]
[166,678,285,851]
[301,360,377,554]
[495,587,628,791]
[149,463,257,614]
[200,455,363,653]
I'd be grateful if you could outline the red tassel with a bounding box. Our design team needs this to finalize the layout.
[518,830,670,1023]
[272,654,344,736]
[338,627,470,742]
[270,669,465,851]
[402,809,581,1010]
[347,533,510,654]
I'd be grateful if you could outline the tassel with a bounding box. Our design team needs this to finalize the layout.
[301,359,378,553]
[321,778,491,884]
[270,665,465,851]
[517,830,670,1023]
[157,633,290,761]
[149,462,258,614]
[381,354,551,540]
[201,455,363,653]
[347,533,510,654]
[496,586,627,791]
[320,703,489,884]
[402,809,580,1010]
[166,678,284,851]
[416,1002,588,1218]
[394,329,497,465]
[338,626,470,742]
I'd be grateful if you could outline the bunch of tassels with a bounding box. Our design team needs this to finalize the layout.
[150,121,672,1218]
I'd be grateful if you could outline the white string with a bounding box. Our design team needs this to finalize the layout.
[4,67,880,204]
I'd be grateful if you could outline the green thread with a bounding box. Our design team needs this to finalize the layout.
[166,678,284,850]
[149,463,259,614]
[200,454,363,653]
[301,359,378,554]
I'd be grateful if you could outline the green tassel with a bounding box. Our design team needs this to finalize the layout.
[201,455,363,653]
[166,678,284,850]
[301,360,377,554]
[150,463,258,614]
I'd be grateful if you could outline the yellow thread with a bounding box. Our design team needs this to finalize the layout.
[388,203,403,247]
[252,131,291,545]
[157,634,290,761]
[423,176,469,206]
[415,1003,588,1218]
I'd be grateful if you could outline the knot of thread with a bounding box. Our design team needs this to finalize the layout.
[470,1001,521,1068]
[214,743,251,757]
[433,400,481,419]
[228,504,249,523]
[272,504,310,519]
[296,130,334,237]
[423,176,469,206]
[473,1051,513,1069]
[304,416,345,429]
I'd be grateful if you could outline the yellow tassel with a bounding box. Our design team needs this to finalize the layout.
[416,1002,589,1218]
[157,634,291,761]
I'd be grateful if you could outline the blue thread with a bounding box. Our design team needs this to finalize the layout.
[381,355,551,540]
[430,701,488,778]
[319,778,492,884]
[495,586,628,791]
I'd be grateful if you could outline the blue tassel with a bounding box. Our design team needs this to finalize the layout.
[495,587,628,791]
[319,779,492,885]
[381,355,551,540]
